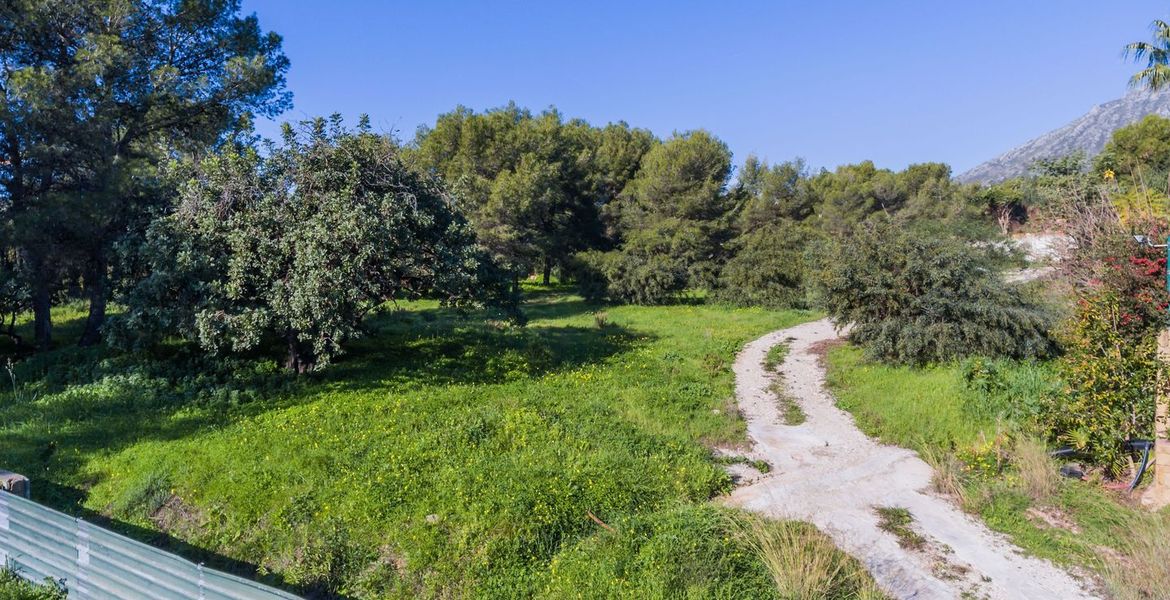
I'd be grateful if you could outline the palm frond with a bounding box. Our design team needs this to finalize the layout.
[1129,63,1170,90]
[1152,19,1170,40]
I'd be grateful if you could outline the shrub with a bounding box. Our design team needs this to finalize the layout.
[809,222,1055,365]
[1032,220,1167,475]
[714,221,814,309]
[731,514,886,600]
[571,238,690,305]
[0,569,66,600]
[960,357,1057,423]
[1040,289,1159,475]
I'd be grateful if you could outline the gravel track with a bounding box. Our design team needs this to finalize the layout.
[724,318,1097,599]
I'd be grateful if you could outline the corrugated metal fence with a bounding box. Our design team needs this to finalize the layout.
[0,490,302,599]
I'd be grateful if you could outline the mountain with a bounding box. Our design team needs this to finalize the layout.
[956,87,1170,184]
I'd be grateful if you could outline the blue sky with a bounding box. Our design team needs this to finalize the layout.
[240,1,1167,175]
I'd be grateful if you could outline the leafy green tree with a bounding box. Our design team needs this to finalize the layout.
[0,0,290,348]
[809,161,902,233]
[714,220,817,308]
[809,221,1054,365]
[480,155,571,277]
[585,122,657,215]
[409,105,650,283]
[1095,115,1170,183]
[735,156,817,226]
[590,130,734,299]
[114,118,514,372]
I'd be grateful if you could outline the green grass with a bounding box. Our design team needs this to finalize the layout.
[0,569,66,600]
[0,292,886,598]
[824,343,1170,592]
[824,345,995,453]
[874,507,925,551]
[763,342,789,372]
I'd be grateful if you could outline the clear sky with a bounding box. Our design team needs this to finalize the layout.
[239,0,1168,175]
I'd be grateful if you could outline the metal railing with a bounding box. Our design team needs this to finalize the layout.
[0,490,302,599]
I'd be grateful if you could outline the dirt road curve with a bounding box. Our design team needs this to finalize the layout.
[724,318,1097,600]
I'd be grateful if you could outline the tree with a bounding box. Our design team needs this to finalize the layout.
[1095,115,1170,185]
[808,221,1054,366]
[810,161,901,233]
[735,156,816,227]
[0,0,290,348]
[113,118,515,372]
[581,130,734,303]
[714,220,816,308]
[408,105,649,283]
[1126,18,1170,91]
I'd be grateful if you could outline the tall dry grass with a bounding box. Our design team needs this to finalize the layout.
[1102,514,1170,600]
[1013,436,1060,503]
[921,446,968,505]
[730,514,887,600]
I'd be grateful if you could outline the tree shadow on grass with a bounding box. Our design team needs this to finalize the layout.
[323,302,647,394]
[0,295,651,516]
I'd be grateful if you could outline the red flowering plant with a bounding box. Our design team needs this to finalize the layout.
[1042,219,1169,475]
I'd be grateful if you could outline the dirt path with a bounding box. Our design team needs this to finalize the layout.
[724,319,1097,600]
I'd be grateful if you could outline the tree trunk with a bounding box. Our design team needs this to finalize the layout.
[32,282,51,351]
[284,332,314,374]
[2,312,25,349]
[542,260,552,286]
[78,255,108,347]
[21,247,53,351]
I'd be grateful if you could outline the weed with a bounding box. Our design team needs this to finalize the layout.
[921,446,968,505]
[769,380,807,426]
[764,342,789,372]
[1102,514,1170,600]
[1013,437,1059,503]
[875,506,926,551]
[0,568,66,600]
[729,513,889,600]
[715,453,772,474]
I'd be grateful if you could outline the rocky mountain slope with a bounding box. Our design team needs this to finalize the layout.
[957,87,1170,184]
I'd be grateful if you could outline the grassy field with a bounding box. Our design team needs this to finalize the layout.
[825,344,1170,598]
[0,290,886,598]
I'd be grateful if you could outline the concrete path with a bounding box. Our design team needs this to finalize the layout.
[723,319,1097,600]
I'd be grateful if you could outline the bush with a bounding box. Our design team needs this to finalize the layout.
[714,221,814,309]
[1040,290,1159,475]
[809,222,1055,365]
[1037,225,1167,476]
[0,569,66,600]
[571,235,690,305]
[113,118,516,372]
[960,357,1057,423]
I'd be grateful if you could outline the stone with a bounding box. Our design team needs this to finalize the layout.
[0,470,29,498]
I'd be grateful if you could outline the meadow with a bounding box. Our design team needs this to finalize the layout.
[0,289,882,599]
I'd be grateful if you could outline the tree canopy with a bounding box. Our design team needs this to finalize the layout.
[0,0,290,348]
[408,104,655,283]
[114,117,514,372]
